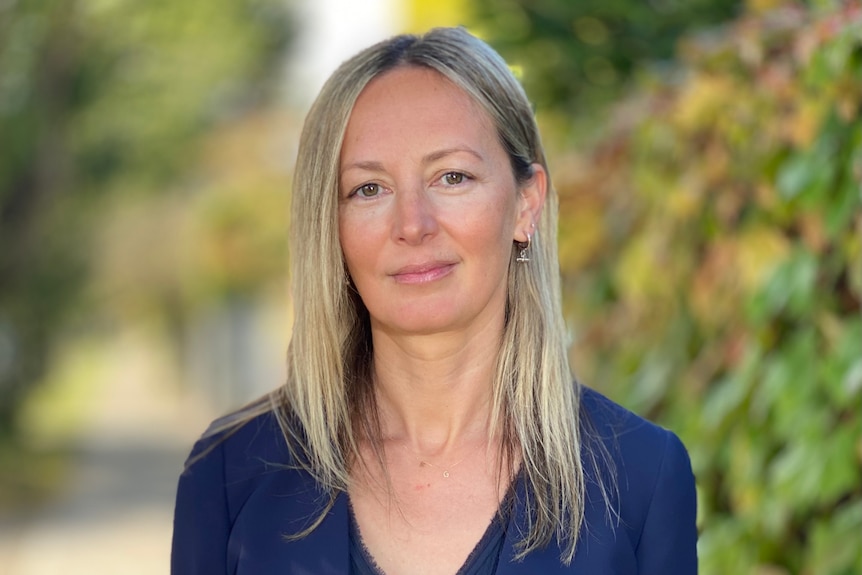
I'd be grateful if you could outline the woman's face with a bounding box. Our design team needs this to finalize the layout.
[338,66,543,338]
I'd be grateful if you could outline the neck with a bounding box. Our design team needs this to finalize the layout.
[369,319,503,456]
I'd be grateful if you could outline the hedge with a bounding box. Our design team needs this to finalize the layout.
[552,4,861,573]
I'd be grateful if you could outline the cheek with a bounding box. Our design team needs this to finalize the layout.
[338,212,381,279]
[338,226,360,275]
[338,214,357,270]
[461,195,517,251]
[461,217,509,255]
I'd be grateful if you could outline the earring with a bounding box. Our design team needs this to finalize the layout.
[516,233,531,263]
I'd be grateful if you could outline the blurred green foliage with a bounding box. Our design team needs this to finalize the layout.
[470,0,742,119]
[0,0,291,435]
[493,1,860,572]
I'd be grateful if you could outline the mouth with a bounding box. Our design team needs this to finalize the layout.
[390,261,457,285]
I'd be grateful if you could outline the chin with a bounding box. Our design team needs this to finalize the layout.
[371,307,464,336]
[381,317,455,336]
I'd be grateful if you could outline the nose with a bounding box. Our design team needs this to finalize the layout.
[392,185,438,245]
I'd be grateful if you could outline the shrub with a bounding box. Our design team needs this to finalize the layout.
[554,4,861,573]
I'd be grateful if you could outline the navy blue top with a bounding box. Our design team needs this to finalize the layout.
[171,386,698,574]
[348,497,509,575]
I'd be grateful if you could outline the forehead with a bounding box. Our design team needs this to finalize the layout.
[340,66,498,159]
[358,65,483,114]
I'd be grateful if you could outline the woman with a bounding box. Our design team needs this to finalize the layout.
[171,27,697,574]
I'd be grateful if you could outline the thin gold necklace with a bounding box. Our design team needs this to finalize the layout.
[417,456,466,478]
[400,441,483,478]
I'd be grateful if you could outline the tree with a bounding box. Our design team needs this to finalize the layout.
[469,0,742,118]
[0,0,291,434]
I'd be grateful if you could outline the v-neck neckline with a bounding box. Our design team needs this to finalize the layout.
[346,472,519,575]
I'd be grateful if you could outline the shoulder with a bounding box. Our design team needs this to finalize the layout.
[175,404,319,535]
[177,402,303,527]
[579,385,682,448]
[183,405,293,485]
[172,405,335,574]
[578,384,694,496]
[576,385,698,570]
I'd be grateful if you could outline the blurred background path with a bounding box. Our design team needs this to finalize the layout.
[0,338,216,575]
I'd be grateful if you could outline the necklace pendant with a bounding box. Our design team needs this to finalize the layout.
[442,470,450,478]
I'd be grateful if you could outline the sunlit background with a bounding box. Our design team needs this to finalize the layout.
[0,0,859,573]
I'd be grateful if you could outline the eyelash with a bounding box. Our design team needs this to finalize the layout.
[350,183,383,198]
[347,171,472,199]
[440,171,470,186]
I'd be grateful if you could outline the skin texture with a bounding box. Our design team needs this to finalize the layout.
[339,68,538,340]
[338,66,546,575]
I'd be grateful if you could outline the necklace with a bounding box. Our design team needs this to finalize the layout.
[417,456,466,478]
[400,441,484,478]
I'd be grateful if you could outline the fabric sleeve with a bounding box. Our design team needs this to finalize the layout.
[171,438,231,575]
[635,430,698,574]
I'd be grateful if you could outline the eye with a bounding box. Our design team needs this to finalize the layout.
[441,172,467,186]
[352,183,381,198]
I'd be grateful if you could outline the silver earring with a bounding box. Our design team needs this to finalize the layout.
[516,233,531,263]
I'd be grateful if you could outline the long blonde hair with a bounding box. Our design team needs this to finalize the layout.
[276,26,592,563]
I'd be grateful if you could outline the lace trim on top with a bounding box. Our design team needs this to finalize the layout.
[347,482,516,575]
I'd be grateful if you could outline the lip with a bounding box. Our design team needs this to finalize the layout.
[390,261,457,284]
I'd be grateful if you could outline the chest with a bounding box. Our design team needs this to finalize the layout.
[347,466,505,575]
[226,480,640,575]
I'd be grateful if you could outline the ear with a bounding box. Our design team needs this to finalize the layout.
[514,163,547,243]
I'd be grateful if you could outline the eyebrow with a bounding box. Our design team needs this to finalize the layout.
[423,146,485,164]
[340,147,485,175]
[340,160,385,175]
